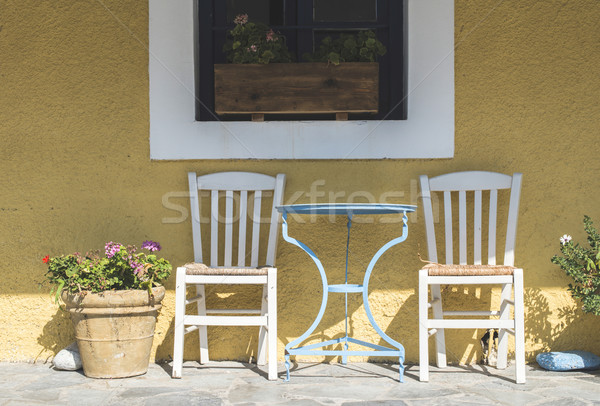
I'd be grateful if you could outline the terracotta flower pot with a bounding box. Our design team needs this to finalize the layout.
[61,286,165,378]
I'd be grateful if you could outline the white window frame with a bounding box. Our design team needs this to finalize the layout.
[149,0,454,160]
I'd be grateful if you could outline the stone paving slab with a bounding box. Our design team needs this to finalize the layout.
[0,361,598,405]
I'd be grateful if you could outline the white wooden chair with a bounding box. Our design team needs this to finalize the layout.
[418,171,525,384]
[172,171,286,381]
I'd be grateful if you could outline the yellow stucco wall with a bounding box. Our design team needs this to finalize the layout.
[1,0,599,365]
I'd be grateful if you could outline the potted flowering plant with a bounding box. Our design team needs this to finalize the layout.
[44,241,172,378]
[214,14,382,120]
[551,216,600,315]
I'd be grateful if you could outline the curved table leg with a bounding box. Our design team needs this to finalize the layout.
[280,213,330,381]
[361,212,410,382]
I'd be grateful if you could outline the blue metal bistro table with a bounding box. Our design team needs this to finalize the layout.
[276,203,417,382]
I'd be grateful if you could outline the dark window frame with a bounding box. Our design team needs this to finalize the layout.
[196,0,407,121]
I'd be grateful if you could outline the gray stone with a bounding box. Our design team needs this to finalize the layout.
[52,342,82,371]
[536,351,600,371]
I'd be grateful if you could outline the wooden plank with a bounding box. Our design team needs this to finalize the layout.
[224,190,233,267]
[214,63,379,114]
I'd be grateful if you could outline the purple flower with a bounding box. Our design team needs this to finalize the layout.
[105,242,122,258]
[130,260,145,276]
[141,240,161,252]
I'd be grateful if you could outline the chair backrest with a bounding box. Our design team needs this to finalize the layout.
[420,171,522,266]
[188,172,286,268]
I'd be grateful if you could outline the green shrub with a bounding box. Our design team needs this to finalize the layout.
[551,216,600,315]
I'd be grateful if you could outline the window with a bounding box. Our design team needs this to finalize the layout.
[197,0,407,121]
[148,0,454,159]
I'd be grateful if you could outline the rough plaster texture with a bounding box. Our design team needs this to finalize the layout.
[0,0,599,365]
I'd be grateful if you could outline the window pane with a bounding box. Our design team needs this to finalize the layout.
[226,0,284,25]
[314,0,376,22]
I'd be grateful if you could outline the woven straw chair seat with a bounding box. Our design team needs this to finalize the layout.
[184,262,270,276]
[423,263,515,276]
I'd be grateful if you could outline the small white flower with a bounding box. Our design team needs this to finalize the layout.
[560,234,572,245]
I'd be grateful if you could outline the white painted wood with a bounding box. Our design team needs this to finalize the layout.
[188,172,203,263]
[474,190,482,265]
[459,190,467,265]
[196,284,209,364]
[171,267,187,378]
[443,191,453,264]
[205,309,262,314]
[185,294,203,305]
[427,319,515,329]
[427,275,514,285]
[173,172,285,380]
[429,171,513,192]
[184,325,199,334]
[257,284,268,367]
[149,0,455,160]
[419,269,430,382]
[420,176,438,263]
[266,174,286,266]
[250,191,262,268]
[513,268,526,383]
[419,172,525,384]
[211,190,219,267]
[238,190,248,267]
[224,190,234,267]
[185,315,268,326]
[443,310,499,316]
[504,174,522,267]
[430,283,447,368]
[488,189,498,265]
[197,171,276,191]
[185,275,269,284]
[268,268,277,380]
[496,282,512,369]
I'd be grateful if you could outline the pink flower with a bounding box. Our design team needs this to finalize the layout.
[233,14,248,25]
[250,44,257,52]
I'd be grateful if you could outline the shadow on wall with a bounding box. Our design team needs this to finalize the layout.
[383,286,494,365]
[525,288,600,354]
[37,308,75,362]
[155,284,265,364]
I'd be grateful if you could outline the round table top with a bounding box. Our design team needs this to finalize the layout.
[276,203,416,216]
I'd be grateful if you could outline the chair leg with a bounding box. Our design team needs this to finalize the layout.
[430,283,447,368]
[496,283,512,369]
[257,284,268,366]
[419,269,430,382]
[172,267,186,378]
[267,268,277,381]
[513,268,526,384]
[196,285,209,364]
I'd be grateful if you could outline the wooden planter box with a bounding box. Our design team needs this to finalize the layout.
[214,62,379,119]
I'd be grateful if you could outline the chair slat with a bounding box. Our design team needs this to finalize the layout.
[250,191,262,268]
[443,191,453,264]
[474,190,482,265]
[504,173,522,266]
[211,190,219,267]
[265,174,286,266]
[420,176,438,263]
[488,189,498,265]
[224,190,234,267]
[459,190,467,265]
[237,190,248,267]
[188,173,203,263]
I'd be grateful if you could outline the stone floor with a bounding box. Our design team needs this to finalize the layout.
[1,361,599,405]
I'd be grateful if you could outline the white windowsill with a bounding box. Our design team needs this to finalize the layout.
[149,0,454,160]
